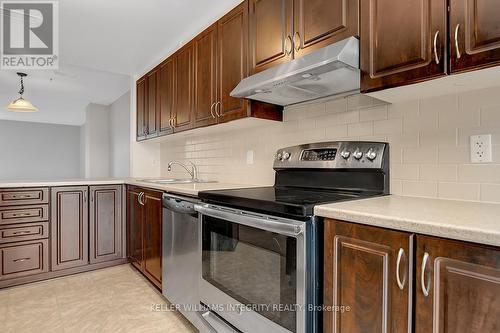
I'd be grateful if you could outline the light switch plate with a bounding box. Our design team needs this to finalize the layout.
[470,134,492,163]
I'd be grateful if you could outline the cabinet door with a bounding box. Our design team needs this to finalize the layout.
[249,0,293,73]
[174,43,194,132]
[194,24,219,128]
[89,185,123,264]
[415,235,500,333]
[324,219,413,333]
[450,0,500,73]
[127,187,144,270]
[293,0,358,58]
[360,0,447,93]
[136,78,147,141]
[158,58,175,136]
[51,186,89,271]
[217,1,250,123]
[143,191,162,289]
[146,70,159,138]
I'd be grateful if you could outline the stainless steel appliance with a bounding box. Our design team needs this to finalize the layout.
[195,141,390,333]
[230,37,359,106]
[162,194,209,331]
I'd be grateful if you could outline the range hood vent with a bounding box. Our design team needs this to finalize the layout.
[231,37,360,106]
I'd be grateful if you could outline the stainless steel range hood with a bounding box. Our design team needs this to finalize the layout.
[231,37,360,106]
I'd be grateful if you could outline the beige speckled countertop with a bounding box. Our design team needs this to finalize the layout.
[315,195,500,247]
[0,178,257,197]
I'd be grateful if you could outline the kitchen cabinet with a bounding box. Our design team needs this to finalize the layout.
[126,186,163,289]
[324,219,412,333]
[415,235,500,333]
[360,0,447,93]
[158,58,175,135]
[450,0,500,73]
[51,186,89,271]
[0,239,49,281]
[194,24,219,128]
[146,69,159,138]
[173,42,195,133]
[89,185,123,264]
[136,77,147,141]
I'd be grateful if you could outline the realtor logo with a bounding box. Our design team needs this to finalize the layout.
[1,1,59,69]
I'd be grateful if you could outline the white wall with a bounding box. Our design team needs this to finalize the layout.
[0,120,81,180]
[159,87,500,203]
[81,103,110,178]
[110,92,131,177]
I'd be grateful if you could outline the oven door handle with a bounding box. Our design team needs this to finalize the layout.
[195,204,304,237]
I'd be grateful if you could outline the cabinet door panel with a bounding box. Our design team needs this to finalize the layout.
[415,236,500,333]
[89,185,123,264]
[218,1,249,123]
[174,43,194,132]
[143,192,162,289]
[146,70,158,138]
[136,78,147,141]
[195,24,218,128]
[51,186,88,271]
[158,58,175,135]
[361,0,447,92]
[294,0,358,58]
[450,0,500,73]
[249,0,293,73]
[324,219,412,333]
[127,188,144,270]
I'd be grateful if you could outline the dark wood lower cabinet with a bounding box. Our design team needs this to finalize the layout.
[51,186,89,271]
[89,185,123,264]
[324,219,412,333]
[415,235,500,333]
[127,186,163,289]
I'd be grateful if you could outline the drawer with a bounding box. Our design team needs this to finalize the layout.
[0,205,49,225]
[0,222,49,244]
[0,239,49,280]
[0,188,49,206]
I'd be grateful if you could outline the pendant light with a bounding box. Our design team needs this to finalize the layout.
[6,72,38,112]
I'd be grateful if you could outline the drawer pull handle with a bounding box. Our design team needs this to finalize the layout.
[13,257,31,263]
[421,252,431,297]
[396,248,406,290]
[12,213,32,217]
[12,195,32,199]
[12,231,32,235]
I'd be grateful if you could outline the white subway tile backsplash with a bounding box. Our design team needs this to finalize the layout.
[159,87,500,203]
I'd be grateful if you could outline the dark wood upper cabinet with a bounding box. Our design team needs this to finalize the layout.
[249,0,293,73]
[136,78,147,141]
[360,0,447,93]
[174,42,195,132]
[450,0,500,73]
[142,191,162,289]
[194,24,219,128]
[158,58,175,135]
[51,186,89,271]
[415,235,500,333]
[217,1,250,123]
[146,70,159,138]
[89,185,123,265]
[127,187,144,271]
[324,219,413,333]
[293,0,358,58]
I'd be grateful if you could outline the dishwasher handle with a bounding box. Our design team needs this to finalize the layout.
[162,194,199,215]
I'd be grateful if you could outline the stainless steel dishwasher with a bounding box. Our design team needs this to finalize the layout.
[162,194,210,332]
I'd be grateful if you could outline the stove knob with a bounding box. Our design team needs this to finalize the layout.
[366,148,377,161]
[340,150,351,159]
[353,148,363,160]
[283,152,291,160]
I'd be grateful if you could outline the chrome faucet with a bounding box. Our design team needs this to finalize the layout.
[167,160,198,181]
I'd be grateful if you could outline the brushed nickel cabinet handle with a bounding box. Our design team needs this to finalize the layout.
[293,32,301,52]
[396,248,406,290]
[138,192,144,206]
[13,257,31,263]
[284,35,293,55]
[12,231,32,235]
[421,252,431,297]
[12,213,31,217]
[454,24,461,59]
[210,103,216,119]
[215,102,222,117]
[12,195,30,199]
[433,30,440,64]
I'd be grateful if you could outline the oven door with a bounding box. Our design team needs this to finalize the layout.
[195,204,306,333]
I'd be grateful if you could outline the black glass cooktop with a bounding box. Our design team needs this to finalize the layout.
[198,186,380,220]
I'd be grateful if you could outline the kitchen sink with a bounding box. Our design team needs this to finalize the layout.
[139,178,216,184]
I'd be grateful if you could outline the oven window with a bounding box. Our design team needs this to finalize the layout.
[202,216,297,332]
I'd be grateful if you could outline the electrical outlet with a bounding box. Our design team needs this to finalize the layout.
[470,134,492,163]
[246,150,254,165]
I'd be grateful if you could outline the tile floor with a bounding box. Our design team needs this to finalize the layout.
[0,264,198,333]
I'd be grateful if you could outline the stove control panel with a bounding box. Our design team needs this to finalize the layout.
[274,141,388,169]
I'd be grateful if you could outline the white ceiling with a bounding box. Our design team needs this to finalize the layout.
[0,0,243,125]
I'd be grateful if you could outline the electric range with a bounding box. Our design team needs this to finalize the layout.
[195,141,389,333]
